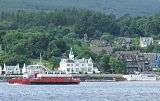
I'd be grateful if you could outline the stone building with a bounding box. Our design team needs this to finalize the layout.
[115,37,132,48]
[114,51,139,73]
[114,51,158,74]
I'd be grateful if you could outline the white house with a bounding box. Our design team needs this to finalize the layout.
[0,64,21,75]
[140,37,153,47]
[22,64,46,74]
[59,48,99,74]
[0,66,2,75]
[0,44,2,53]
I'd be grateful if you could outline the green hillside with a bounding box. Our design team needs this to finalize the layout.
[0,9,160,73]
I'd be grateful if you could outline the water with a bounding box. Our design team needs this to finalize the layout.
[0,81,160,101]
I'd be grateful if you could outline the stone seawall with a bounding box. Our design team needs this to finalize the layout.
[72,74,126,82]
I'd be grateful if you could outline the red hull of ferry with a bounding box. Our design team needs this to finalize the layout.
[8,77,80,85]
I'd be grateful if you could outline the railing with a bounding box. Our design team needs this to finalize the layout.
[37,74,72,77]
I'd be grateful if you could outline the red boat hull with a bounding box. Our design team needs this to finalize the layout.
[8,77,80,85]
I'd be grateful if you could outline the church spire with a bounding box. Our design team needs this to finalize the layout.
[69,48,74,60]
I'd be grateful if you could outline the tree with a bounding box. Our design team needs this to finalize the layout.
[129,37,140,51]
[145,18,160,36]
[97,53,111,72]
[49,56,60,70]
[109,58,125,74]
[2,54,30,66]
[101,32,115,43]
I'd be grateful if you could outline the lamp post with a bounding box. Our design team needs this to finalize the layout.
[40,53,42,64]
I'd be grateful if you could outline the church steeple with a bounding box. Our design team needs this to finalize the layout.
[69,48,74,60]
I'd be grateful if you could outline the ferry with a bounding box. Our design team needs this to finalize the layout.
[7,71,80,85]
[123,72,157,81]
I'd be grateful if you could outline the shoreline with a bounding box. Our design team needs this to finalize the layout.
[0,74,126,82]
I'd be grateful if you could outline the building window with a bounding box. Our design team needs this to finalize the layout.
[76,68,79,72]
[67,64,70,66]
[88,64,92,66]
[88,68,92,72]
[67,68,70,72]
[71,69,74,72]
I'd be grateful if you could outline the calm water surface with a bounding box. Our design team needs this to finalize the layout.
[0,81,160,101]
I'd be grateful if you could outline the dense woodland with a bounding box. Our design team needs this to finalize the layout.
[0,9,160,73]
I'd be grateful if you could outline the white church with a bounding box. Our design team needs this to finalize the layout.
[59,48,100,74]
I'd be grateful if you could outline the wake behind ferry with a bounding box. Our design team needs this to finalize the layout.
[8,71,80,85]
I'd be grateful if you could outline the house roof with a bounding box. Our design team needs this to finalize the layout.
[140,37,153,43]
[90,39,108,47]
[5,66,19,70]
[117,37,132,43]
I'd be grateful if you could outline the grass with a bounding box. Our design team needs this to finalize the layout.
[30,59,56,70]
